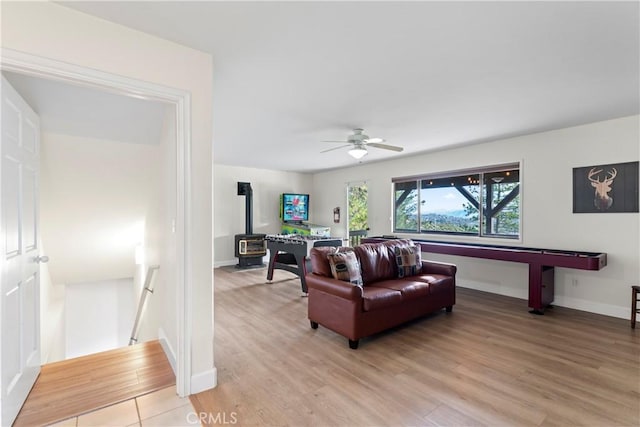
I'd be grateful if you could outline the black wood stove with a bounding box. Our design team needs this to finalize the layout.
[234,182,266,268]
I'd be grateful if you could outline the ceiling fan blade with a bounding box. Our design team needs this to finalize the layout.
[320,144,351,153]
[365,137,385,143]
[368,142,404,152]
[321,140,350,143]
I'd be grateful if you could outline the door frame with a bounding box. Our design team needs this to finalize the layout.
[0,48,193,397]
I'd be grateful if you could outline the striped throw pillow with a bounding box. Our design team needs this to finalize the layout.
[327,251,363,287]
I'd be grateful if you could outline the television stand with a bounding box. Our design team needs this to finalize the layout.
[281,222,330,237]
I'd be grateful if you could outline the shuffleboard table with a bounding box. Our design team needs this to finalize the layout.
[363,237,607,314]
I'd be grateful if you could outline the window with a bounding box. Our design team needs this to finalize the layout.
[393,164,520,238]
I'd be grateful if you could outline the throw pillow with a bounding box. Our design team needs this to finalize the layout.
[327,251,363,287]
[394,245,422,278]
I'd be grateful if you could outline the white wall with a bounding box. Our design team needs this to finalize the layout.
[39,241,65,364]
[65,278,135,359]
[137,108,178,356]
[39,131,163,362]
[312,115,640,319]
[40,132,161,285]
[2,1,214,391]
[213,164,312,266]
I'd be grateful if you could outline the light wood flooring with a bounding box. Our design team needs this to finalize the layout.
[191,267,640,426]
[14,340,175,426]
[43,386,196,427]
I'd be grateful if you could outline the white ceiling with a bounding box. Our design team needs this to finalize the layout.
[25,2,640,172]
[3,71,169,146]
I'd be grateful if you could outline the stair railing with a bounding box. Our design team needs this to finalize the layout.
[349,229,368,247]
[129,265,160,345]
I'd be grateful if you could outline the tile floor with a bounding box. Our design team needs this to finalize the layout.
[47,386,200,427]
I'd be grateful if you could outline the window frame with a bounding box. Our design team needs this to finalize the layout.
[392,162,522,239]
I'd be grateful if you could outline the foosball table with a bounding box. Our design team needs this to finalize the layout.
[265,234,343,294]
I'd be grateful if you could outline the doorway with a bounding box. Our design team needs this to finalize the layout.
[1,49,193,398]
[347,181,369,246]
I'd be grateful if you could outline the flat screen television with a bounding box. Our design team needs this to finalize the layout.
[281,193,309,223]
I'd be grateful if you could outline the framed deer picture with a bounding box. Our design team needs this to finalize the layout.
[573,161,639,213]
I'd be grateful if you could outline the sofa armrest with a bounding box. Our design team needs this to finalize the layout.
[306,273,363,300]
[421,260,457,277]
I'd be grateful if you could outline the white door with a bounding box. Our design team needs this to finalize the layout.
[1,76,42,426]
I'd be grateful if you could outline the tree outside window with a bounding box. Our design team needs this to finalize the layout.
[394,181,418,232]
[348,184,369,231]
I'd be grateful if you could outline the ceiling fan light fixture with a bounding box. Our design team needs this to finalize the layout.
[348,147,368,159]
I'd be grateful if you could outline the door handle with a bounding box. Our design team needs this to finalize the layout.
[35,255,49,263]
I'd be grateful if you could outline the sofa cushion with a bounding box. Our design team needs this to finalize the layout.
[309,246,339,277]
[362,286,403,311]
[412,274,454,295]
[327,251,363,287]
[374,279,430,300]
[394,245,422,278]
[384,239,415,249]
[354,243,396,285]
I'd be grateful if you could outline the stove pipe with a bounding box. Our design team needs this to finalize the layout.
[237,182,253,234]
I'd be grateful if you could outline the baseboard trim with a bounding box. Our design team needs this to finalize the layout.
[158,328,216,394]
[191,368,217,394]
[157,328,177,375]
[457,280,527,301]
[456,283,629,320]
[214,260,237,268]
[552,295,630,320]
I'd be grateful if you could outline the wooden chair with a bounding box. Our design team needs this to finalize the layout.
[632,285,640,329]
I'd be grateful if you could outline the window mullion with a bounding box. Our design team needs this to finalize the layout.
[417,180,422,233]
[479,173,485,237]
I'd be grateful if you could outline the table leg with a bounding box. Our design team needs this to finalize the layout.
[295,253,308,295]
[266,250,278,282]
[528,264,554,314]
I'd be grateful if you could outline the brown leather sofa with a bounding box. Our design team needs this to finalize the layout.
[306,239,456,349]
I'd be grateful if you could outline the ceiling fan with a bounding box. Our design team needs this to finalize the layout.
[321,128,404,159]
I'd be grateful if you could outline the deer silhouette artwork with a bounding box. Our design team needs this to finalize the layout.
[588,167,617,210]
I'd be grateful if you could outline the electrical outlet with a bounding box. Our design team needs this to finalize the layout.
[572,278,579,287]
